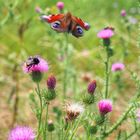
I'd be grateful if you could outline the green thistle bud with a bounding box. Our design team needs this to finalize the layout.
[95,115,105,125]
[46,90,56,101]
[88,125,97,134]
[31,71,42,83]
[47,120,55,132]
[83,94,95,105]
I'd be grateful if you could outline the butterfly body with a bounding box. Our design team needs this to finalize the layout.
[41,12,90,37]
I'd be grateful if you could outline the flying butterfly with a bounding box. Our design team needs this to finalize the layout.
[41,12,90,38]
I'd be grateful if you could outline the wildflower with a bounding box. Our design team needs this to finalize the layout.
[8,126,35,140]
[98,99,112,115]
[97,27,114,39]
[87,80,96,95]
[22,56,49,82]
[22,56,49,73]
[111,62,125,72]
[121,9,126,17]
[65,103,84,121]
[56,1,64,11]
[47,75,56,90]
[136,109,140,122]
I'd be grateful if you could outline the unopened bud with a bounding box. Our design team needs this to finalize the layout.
[47,75,56,90]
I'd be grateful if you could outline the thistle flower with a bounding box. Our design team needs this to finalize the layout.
[8,126,35,140]
[22,56,49,82]
[65,103,84,121]
[121,9,126,17]
[98,99,112,115]
[87,80,96,95]
[56,1,64,11]
[97,27,114,39]
[111,62,125,72]
[22,56,49,73]
[136,109,140,122]
[47,75,56,90]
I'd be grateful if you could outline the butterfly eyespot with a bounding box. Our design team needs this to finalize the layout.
[51,21,61,29]
[76,26,83,35]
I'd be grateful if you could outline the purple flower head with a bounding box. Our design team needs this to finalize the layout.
[97,27,114,39]
[8,126,35,140]
[121,9,126,17]
[111,62,125,72]
[136,109,140,122]
[47,75,56,90]
[56,1,64,10]
[35,6,42,13]
[98,99,112,115]
[22,56,49,73]
[87,80,96,94]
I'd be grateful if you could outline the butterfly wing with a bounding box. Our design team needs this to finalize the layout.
[41,13,90,37]
[71,16,90,37]
[41,14,70,32]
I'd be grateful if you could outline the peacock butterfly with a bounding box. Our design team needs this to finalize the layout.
[41,12,90,38]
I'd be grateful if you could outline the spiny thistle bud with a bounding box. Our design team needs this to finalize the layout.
[87,80,96,94]
[45,89,56,101]
[83,94,95,105]
[31,71,42,83]
[47,75,56,90]
[47,120,55,132]
[95,115,105,125]
[88,125,97,134]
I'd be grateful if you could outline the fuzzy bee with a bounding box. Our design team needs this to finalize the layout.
[25,56,40,71]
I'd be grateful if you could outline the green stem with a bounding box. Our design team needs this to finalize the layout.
[43,103,49,140]
[63,123,70,140]
[63,34,69,100]
[50,132,52,140]
[69,117,82,140]
[105,47,110,98]
[36,82,43,140]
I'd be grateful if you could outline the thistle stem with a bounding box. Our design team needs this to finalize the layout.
[63,34,69,100]
[69,117,82,140]
[105,46,110,98]
[36,82,43,139]
[43,103,49,140]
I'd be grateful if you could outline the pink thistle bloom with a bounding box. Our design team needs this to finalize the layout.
[98,99,112,115]
[97,27,114,39]
[136,109,140,122]
[22,56,49,73]
[111,62,125,72]
[8,126,35,140]
[121,9,126,17]
[56,1,64,10]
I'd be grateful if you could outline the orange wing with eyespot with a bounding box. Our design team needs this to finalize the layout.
[72,16,90,30]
